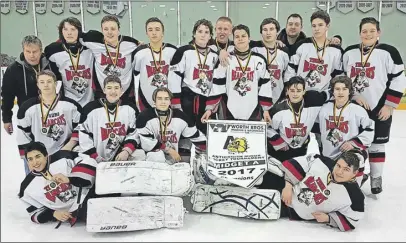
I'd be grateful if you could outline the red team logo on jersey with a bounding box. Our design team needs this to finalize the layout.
[146,61,169,87]
[233,67,254,96]
[100,122,126,141]
[297,176,329,206]
[43,113,66,141]
[285,123,307,147]
[268,64,281,88]
[101,52,126,68]
[325,116,349,146]
[350,62,375,93]
[160,130,178,149]
[193,64,213,94]
[303,58,328,88]
[44,182,76,203]
[65,65,91,94]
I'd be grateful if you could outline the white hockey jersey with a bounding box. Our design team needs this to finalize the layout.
[280,154,364,231]
[343,43,406,110]
[80,30,140,97]
[78,99,140,161]
[207,51,272,120]
[133,43,177,111]
[285,38,343,91]
[167,45,219,107]
[44,42,95,107]
[16,95,82,158]
[318,101,374,159]
[251,41,290,103]
[136,108,207,152]
[19,151,96,224]
[268,91,328,150]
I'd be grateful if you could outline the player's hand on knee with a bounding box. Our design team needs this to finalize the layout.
[53,173,70,184]
[53,211,72,222]
[378,105,393,121]
[168,148,181,162]
[282,182,293,206]
[201,110,212,123]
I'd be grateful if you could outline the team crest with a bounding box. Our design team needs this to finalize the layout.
[326,128,343,147]
[297,188,315,206]
[353,73,369,93]
[42,124,64,141]
[103,64,121,77]
[196,71,212,94]
[106,132,122,151]
[71,76,88,94]
[305,70,321,88]
[44,182,77,203]
[151,73,168,88]
[227,137,248,153]
[234,76,251,96]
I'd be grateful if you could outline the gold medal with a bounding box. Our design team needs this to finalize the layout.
[40,170,53,181]
[149,43,163,74]
[104,36,122,69]
[103,100,119,137]
[194,44,209,78]
[312,38,327,70]
[199,71,207,80]
[63,44,82,74]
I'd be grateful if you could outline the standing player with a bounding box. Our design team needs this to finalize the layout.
[78,75,144,163]
[133,17,177,112]
[277,13,307,54]
[16,71,82,174]
[80,15,140,102]
[318,76,374,184]
[45,17,94,107]
[136,87,206,163]
[208,16,234,67]
[251,18,290,104]
[342,17,406,194]
[167,19,219,134]
[203,24,272,122]
[285,10,343,91]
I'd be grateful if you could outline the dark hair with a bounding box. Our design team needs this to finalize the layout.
[101,15,120,29]
[152,87,173,102]
[337,150,362,171]
[260,18,280,33]
[330,76,354,98]
[103,75,122,87]
[311,10,331,25]
[216,16,232,24]
[145,17,165,33]
[359,17,380,33]
[192,19,214,42]
[286,13,303,26]
[25,141,48,159]
[58,17,82,42]
[37,70,57,82]
[333,35,342,43]
[232,24,250,37]
[285,76,306,91]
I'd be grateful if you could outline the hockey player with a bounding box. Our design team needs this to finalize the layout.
[208,16,234,67]
[202,24,272,122]
[265,151,364,232]
[136,87,206,163]
[267,76,329,161]
[168,19,219,134]
[251,18,290,104]
[19,141,96,225]
[342,17,406,194]
[17,70,82,174]
[45,17,94,107]
[285,10,343,91]
[133,17,177,112]
[78,75,145,163]
[80,15,140,102]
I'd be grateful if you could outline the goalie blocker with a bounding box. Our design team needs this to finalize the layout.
[86,196,185,232]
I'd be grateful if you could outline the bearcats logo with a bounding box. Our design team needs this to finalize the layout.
[193,64,213,94]
[146,61,169,88]
[44,182,76,203]
[65,65,91,94]
[303,58,328,88]
[298,175,330,206]
[325,116,349,147]
[350,62,375,93]
[233,67,254,96]
[268,64,281,88]
[285,123,307,147]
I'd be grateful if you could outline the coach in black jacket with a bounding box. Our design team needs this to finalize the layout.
[1,35,49,134]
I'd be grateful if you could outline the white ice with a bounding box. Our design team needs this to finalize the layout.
[2,109,406,242]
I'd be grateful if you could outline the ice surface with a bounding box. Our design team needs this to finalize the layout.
[2,109,406,242]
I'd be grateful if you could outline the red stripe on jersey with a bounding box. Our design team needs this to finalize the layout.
[90,153,98,159]
[282,160,304,181]
[31,213,39,224]
[386,94,401,104]
[124,143,135,152]
[71,132,78,138]
[206,97,221,106]
[172,98,181,105]
[198,144,207,151]
[369,157,385,163]
[19,149,25,156]
[352,139,366,150]
[356,171,364,177]
[270,137,284,146]
[71,165,96,176]
[259,100,273,107]
[338,214,352,231]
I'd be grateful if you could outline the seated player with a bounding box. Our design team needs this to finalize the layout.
[266,150,365,232]
[318,76,374,184]
[16,70,82,174]
[19,141,96,225]
[78,75,145,162]
[136,87,207,164]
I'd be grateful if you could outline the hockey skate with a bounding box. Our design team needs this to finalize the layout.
[371,176,382,195]
[86,196,186,232]
[95,161,194,196]
[191,184,281,220]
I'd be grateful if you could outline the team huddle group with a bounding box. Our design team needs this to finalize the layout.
[1,8,405,233]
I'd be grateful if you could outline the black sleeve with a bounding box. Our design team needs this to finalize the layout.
[1,64,17,123]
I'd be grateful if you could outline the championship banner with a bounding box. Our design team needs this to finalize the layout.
[381,1,395,15]
[336,1,355,14]
[15,0,29,14]
[51,1,64,15]
[35,1,47,14]
[1,1,10,14]
[397,1,406,14]
[207,120,267,189]
[357,1,375,13]
[69,0,81,14]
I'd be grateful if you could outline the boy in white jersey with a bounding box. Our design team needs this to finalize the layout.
[285,10,343,91]
[133,17,177,112]
[342,17,406,194]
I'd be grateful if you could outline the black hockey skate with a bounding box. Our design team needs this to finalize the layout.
[360,174,369,187]
[370,176,382,195]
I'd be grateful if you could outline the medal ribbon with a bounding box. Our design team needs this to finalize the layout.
[32,64,41,77]
[264,42,278,66]
[40,95,59,128]
[194,44,209,72]
[104,36,121,68]
[149,44,163,73]
[287,100,303,126]
[216,39,228,51]
[312,37,327,63]
[236,51,252,75]
[103,101,119,131]
[40,170,53,181]
[63,44,82,73]
[333,101,350,128]
[158,110,170,143]
[360,42,376,68]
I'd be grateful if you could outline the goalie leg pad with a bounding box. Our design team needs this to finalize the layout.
[191,184,281,220]
[96,161,194,196]
[86,196,185,232]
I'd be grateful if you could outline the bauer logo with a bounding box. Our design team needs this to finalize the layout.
[99,225,128,231]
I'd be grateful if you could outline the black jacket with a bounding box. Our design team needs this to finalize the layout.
[277,28,307,56]
[1,53,49,123]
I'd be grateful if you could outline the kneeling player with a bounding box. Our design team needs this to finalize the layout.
[136,87,207,164]
[267,151,365,231]
[19,141,96,225]
[78,75,145,162]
